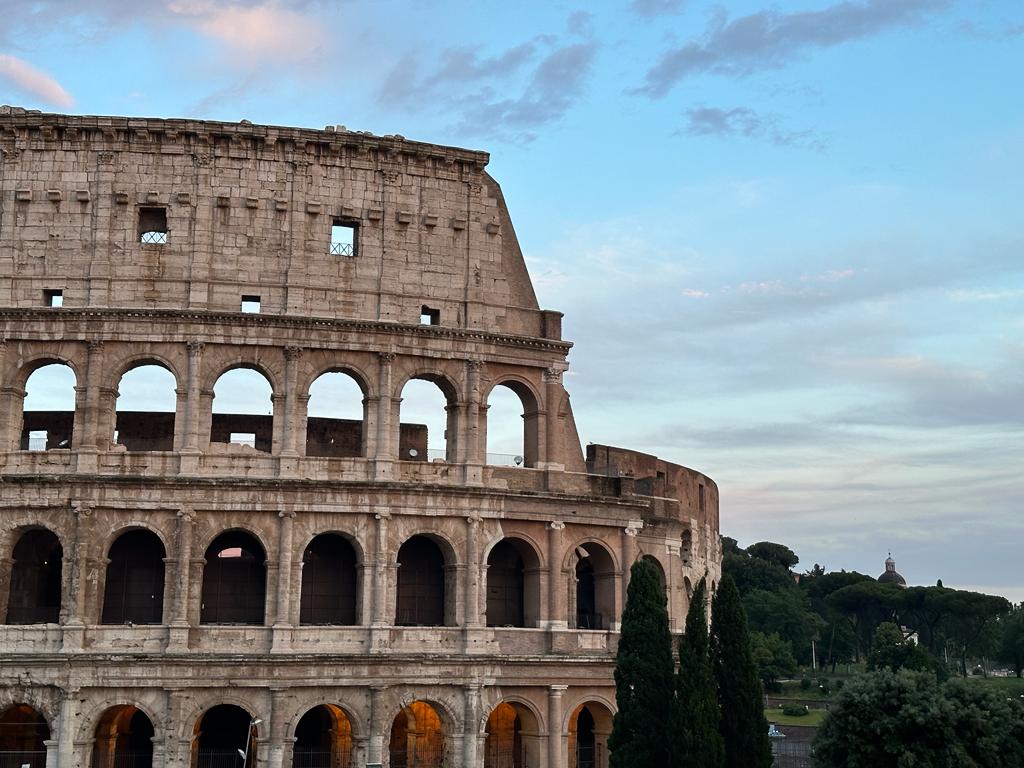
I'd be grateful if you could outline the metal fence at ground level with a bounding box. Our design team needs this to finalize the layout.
[389,743,445,768]
[292,749,351,768]
[0,752,47,768]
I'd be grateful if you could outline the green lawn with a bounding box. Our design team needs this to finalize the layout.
[764,707,828,727]
[964,676,1024,696]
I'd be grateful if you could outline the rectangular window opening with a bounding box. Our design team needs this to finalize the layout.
[241,295,261,314]
[229,432,257,448]
[330,220,358,257]
[28,430,48,451]
[699,483,706,513]
[420,305,440,326]
[44,289,63,307]
[138,207,168,245]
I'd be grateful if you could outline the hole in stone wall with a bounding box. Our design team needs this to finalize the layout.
[329,220,358,257]
[420,306,440,326]
[115,364,176,451]
[44,289,63,307]
[138,207,167,245]
[240,295,261,314]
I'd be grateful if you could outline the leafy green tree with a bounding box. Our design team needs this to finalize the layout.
[941,590,1011,676]
[814,669,1024,768]
[744,588,825,665]
[898,585,956,654]
[826,581,902,659]
[724,551,795,595]
[749,630,797,691]
[802,570,872,670]
[711,575,772,768]
[609,558,675,768]
[867,622,934,674]
[674,577,723,768]
[997,604,1024,678]
[746,541,799,570]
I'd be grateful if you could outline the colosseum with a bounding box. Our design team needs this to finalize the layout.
[0,107,721,768]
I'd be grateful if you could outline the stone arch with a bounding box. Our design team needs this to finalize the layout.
[110,358,181,452]
[202,357,281,395]
[74,696,164,746]
[565,540,617,631]
[291,704,356,768]
[394,533,458,627]
[484,537,543,628]
[200,529,268,625]
[0,688,59,730]
[18,359,78,451]
[191,703,261,768]
[284,698,366,742]
[0,702,51,767]
[87,704,157,768]
[108,353,183,390]
[304,368,370,458]
[9,353,82,390]
[564,698,615,768]
[395,370,461,464]
[300,363,371,400]
[387,698,454,768]
[483,698,544,768]
[482,376,542,468]
[5,526,63,624]
[100,528,167,624]
[208,364,277,454]
[299,532,361,626]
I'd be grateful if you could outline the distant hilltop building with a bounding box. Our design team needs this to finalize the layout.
[0,107,722,768]
[877,554,907,588]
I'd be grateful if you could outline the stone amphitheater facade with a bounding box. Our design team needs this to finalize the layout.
[0,107,721,768]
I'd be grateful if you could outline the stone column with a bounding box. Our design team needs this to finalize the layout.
[546,522,566,630]
[543,368,564,470]
[463,684,481,768]
[461,360,483,485]
[666,543,681,633]
[617,526,640,632]
[166,507,195,651]
[280,347,302,457]
[62,503,93,650]
[0,338,19,451]
[547,686,567,768]
[180,341,204,474]
[267,688,289,768]
[74,340,104,470]
[371,511,390,626]
[374,353,395,480]
[366,686,387,767]
[463,516,482,628]
[57,686,78,768]
[272,510,296,652]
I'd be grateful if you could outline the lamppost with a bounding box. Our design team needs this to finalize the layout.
[237,718,262,768]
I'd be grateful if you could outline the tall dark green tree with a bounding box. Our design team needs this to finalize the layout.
[609,558,675,768]
[711,575,772,768]
[675,577,724,768]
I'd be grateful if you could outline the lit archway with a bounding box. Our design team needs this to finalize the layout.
[5,528,62,624]
[389,702,445,768]
[193,705,258,768]
[305,371,366,458]
[292,704,353,768]
[573,543,615,630]
[299,534,358,626]
[21,362,76,451]
[485,539,541,628]
[210,368,274,453]
[101,530,166,624]
[567,702,613,768]
[201,531,266,625]
[90,705,155,768]
[484,701,542,768]
[0,704,50,768]
[114,364,177,451]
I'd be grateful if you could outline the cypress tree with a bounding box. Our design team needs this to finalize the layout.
[675,577,724,768]
[710,574,773,768]
[608,558,675,768]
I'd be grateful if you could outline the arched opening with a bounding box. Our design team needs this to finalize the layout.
[389,702,444,768]
[201,531,266,625]
[292,704,353,768]
[20,362,76,451]
[90,705,154,768]
[640,555,666,592]
[101,530,166,624]
[5,529,62,624]
[0,704,50,768]
[486,539,540,628]
[210,368,274,453]
[574,543,615,631]
[114,364,177,451]
[485,382,538,467]
[299,534,358,626]
[305,371,366,458]
[395,536,451,627]
[193,705,258,768]
[397,377,454,463]
[567,703,613,768]
[484,702,541,768]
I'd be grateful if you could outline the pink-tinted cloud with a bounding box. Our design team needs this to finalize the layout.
[168,2,326,62]
[0,54,74,107]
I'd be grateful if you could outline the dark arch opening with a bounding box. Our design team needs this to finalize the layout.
[0,704,50,768]
[300,534,358,626]
[101,530,166,624]
[20,362,76,451]
[486,539,540,628]
[575,707,596,768]
[6,529,63,624]
[201,531,266,625]
[305,371,366,458]
[115,364,177,451]
[574,543,615,631]
[91,705,154,768]
[395,536,447,627]
[193,705,258,768]
[389,702,444,768]
[292,704,352,768]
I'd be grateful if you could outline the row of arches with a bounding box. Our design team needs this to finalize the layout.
[16,361,538,465]
[4,527,652,631]
[0,699,612,768]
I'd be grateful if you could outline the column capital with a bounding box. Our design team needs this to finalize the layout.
[87,339,104,353]
[378,351,396,364]
[278,509,296,519]
[548,684,569,693]
[187,340,205,355]
[283,345,303,361]
[548,521,565,531]
[177,506,197,523]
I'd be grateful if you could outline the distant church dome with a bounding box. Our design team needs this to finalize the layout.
[878,554,907,587]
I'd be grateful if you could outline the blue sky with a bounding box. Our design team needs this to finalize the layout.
[3,0,1022,599]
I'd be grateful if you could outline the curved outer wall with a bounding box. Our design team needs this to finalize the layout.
[0,108,721,768]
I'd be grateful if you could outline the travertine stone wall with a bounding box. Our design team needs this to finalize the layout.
[0,108,722,768]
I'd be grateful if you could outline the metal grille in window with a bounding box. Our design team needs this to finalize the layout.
[329,241,354,256]
[140,231,167,244]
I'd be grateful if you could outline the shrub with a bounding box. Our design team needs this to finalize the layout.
[782,704,809,717]
[800,678,813,691]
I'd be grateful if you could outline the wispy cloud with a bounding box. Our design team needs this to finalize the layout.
[0,54,74,107]
[636,0,951,97]
[681,105,827,151]
[630,0,686,17]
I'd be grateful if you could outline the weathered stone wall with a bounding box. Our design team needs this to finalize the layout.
[0,108,722,768]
